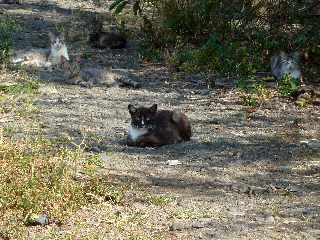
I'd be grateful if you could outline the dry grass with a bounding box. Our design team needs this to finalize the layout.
[0,68,129,239]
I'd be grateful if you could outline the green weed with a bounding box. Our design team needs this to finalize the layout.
[0,81,39,95]
[240,94,259,107]
[138,43,164,63]
[148,195,174,206]
[278,74,300,97]
[0,15,20,66]
[236,76,271,107]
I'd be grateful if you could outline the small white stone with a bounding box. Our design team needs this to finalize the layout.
[167,160,181,166]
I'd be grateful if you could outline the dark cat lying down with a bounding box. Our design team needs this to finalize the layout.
[127,104,192,147]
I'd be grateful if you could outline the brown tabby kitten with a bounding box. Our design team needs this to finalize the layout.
[127,104,192,147]
[60,56,140,88]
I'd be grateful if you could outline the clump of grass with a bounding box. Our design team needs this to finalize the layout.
[296,96,312,108]
[138,43,164,63]
[0,15,20,66]
[236,77,271,96]
[278,74,300,97]
[148,195,174,206]
[0,81,39,95]
[236,76,272,107]
[0,69,40,115]
[0,135,126,238]
[240,94,259,107]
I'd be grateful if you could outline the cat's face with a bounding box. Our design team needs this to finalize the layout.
[280,51,300,63]
[279,51,300,70]
[128,104,157,129]
[49,32,65,50]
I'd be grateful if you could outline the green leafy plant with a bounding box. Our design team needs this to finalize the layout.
[278,74,300,97]
[240,94,259,107]
[148,195,173,206]
[236,77,254,92]
[0,16,20,66]
[0,81,39,95]
[109,0,129,15]
[138,43,164,62]
[296,97,312,108]
[253,82,272,99]
[110,0,319,82]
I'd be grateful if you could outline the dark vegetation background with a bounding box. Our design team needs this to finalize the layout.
[110,0,320,83]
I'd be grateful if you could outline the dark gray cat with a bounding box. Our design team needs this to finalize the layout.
[271,51,302,81]
[0,0,21,4]
[89,32,127,49]
[89,18,127,49]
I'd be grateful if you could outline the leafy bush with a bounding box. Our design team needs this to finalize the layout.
[240,94,259,107]
[236,76,272,107]
[278,74,301,97]
[0,81,39,95]
[0,15,19,66]
[111,0,320,81]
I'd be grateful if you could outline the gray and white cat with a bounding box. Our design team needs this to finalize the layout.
[271,51,302,81]
[12,32,69,68]
[60,56,140,88]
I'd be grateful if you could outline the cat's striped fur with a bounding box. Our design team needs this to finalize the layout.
[271,51,302,81]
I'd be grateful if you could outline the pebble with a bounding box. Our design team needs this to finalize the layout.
[27,214,49,226]
[255,214,275,224]
[300,139,320,150]
[279,165,291,173]
[167,160,181,166]
[170,218,215,231]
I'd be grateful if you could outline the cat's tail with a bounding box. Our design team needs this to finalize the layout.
[172,111,192,141]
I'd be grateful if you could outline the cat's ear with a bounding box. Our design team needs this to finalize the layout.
[279,51,287,58]
[48,31,55,41]
[128,104,137,114]
[58,32,65,41]
[150,104,157,114]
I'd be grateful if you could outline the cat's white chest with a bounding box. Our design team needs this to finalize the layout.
[128,126,148,141]
[49,46,69,63]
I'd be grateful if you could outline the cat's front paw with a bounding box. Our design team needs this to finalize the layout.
[126,137,136,146]
[80,81,93,88]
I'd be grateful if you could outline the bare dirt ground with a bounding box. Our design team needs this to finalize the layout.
[1,0,320,239]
